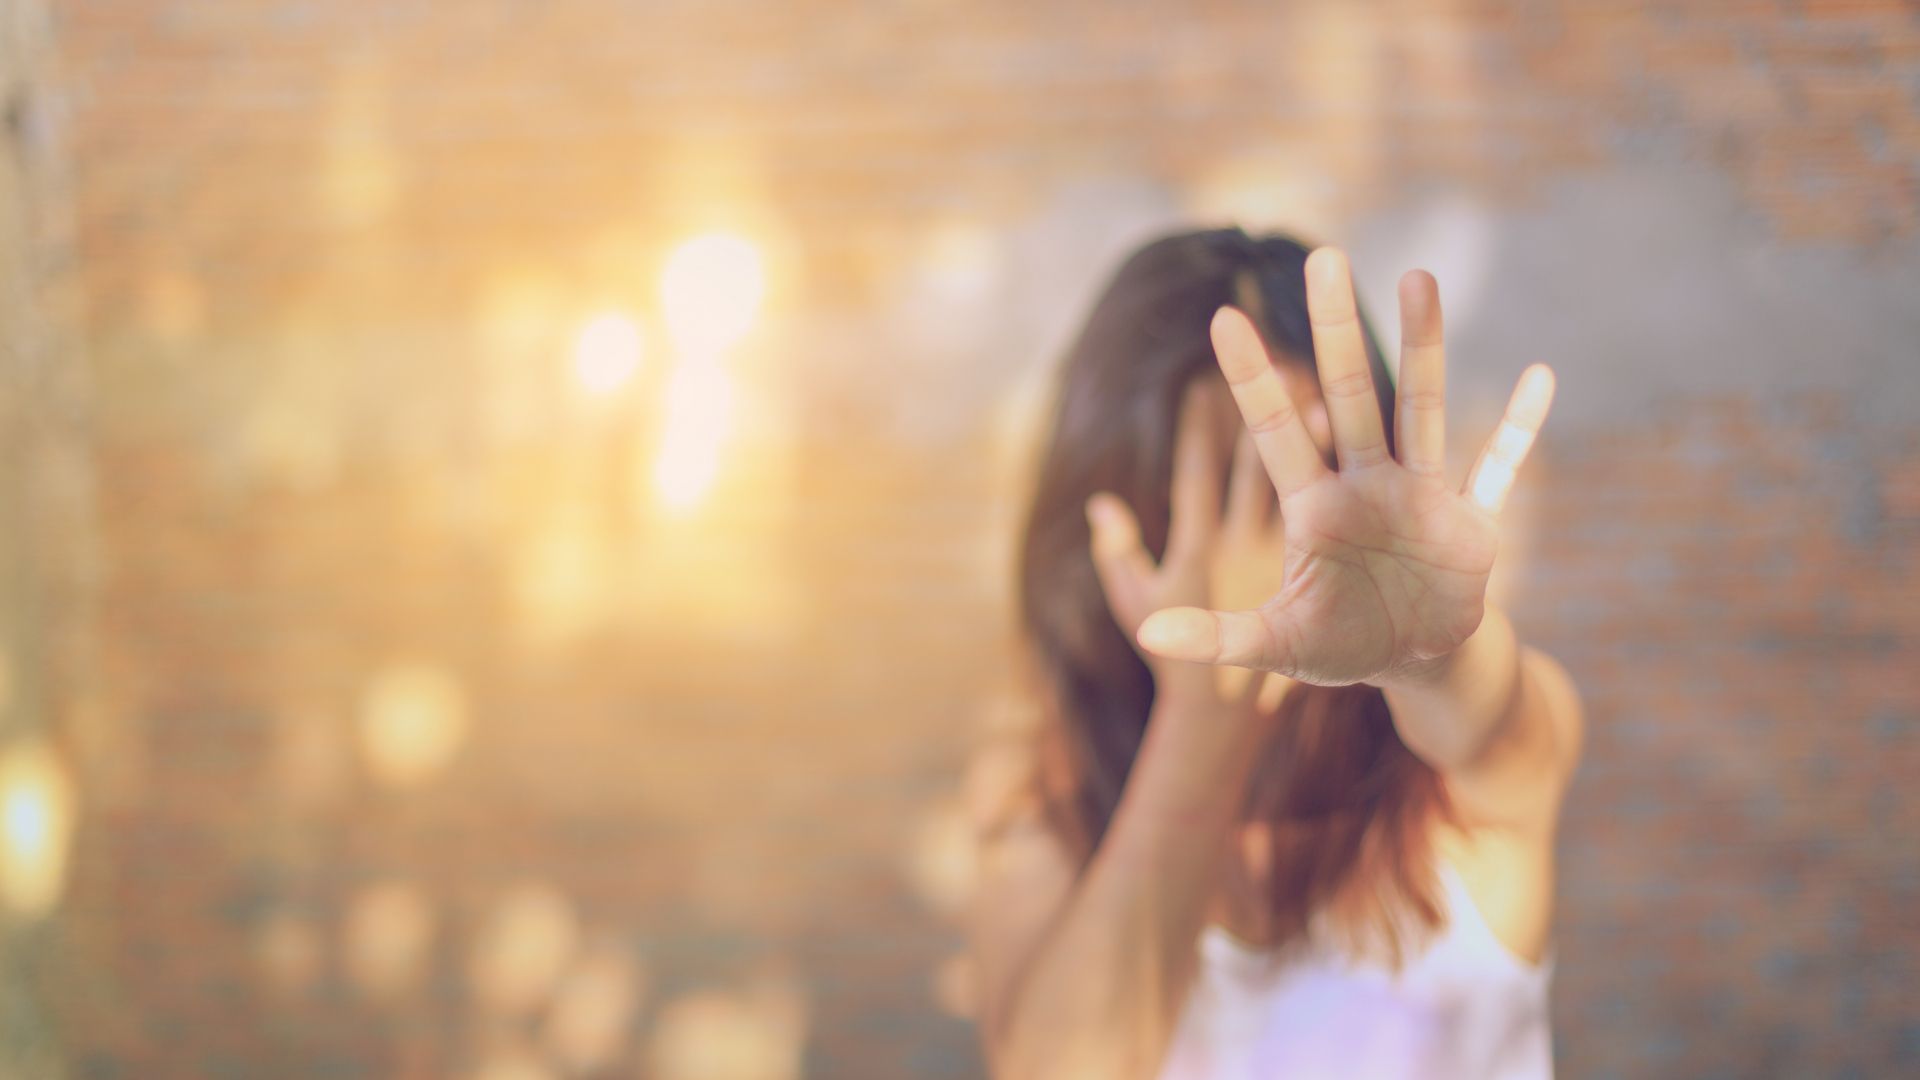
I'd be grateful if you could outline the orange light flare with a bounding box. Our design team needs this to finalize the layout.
[651,358,735,516]
[571,311,646,399]
[645,231,767,517]
[357,662,469,789]
[661,231,766,359]
[0,741,76,918]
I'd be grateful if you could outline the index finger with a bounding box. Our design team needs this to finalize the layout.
[1209,306,1331,500]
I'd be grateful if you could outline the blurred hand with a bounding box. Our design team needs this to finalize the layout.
[1085,383,1291,713]
[1134,248,1556,688]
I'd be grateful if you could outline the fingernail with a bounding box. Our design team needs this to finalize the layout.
[1136,611,1177,655]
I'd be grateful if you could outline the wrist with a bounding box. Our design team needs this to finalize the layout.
[1371,650,1459,691]
[1148,679,1235,728]
[1112,683,1262,835]
[1148,669,1269,745]
[1371,602,1503,692]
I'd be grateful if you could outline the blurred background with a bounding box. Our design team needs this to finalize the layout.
[2,0,1918,1077]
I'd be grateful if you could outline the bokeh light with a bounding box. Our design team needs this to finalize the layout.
[542,939,645,1073]
[468,881,581,1018]
[652,359,734,514]
[358,662,469,788]
[645,969,808,1080]
[571,311,645,397]
[13,1,1917,1075]
[660,232,766,357]
[0,741,75,918]
[342,879,436,1001]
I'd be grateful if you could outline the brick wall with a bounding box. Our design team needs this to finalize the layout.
[7,0,1919,1077]
[2,0,92,1071]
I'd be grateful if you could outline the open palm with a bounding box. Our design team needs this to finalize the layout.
[1136,249,1556,687]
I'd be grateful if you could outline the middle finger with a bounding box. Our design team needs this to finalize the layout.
[1304,247,1392,470]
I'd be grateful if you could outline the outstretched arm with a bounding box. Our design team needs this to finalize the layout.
[1377,603,1583,831]
[1135,249,1583,824]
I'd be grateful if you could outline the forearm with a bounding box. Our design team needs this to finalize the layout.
[1375,603,1525,771]
[987,683,1267,1080]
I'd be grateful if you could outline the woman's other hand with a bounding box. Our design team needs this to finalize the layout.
[1085,384,1291,712]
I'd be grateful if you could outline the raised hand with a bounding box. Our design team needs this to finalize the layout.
[1135,248,1556,687]
[1086,384,1292,712]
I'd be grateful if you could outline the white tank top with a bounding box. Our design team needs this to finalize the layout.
[1157,864,1554,1080]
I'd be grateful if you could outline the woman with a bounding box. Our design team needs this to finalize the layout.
[970,228,1583,1079]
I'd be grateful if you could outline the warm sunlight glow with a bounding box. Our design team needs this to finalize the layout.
[320,57,399,225]
[571,311,645,396]
[921,220,999,304]
[661,232,765,357]
[1187,162,1337,235]
[515,505,611,644]
[358,663,469,788]
[652,359,734,513]
[0,788,42,856]
[0,742,74,918]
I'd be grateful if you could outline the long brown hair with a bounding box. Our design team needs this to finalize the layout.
[1014,227,1451,963]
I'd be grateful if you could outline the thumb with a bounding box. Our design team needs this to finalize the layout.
[1136,605,1292,675]
[1085,493,1154,630]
